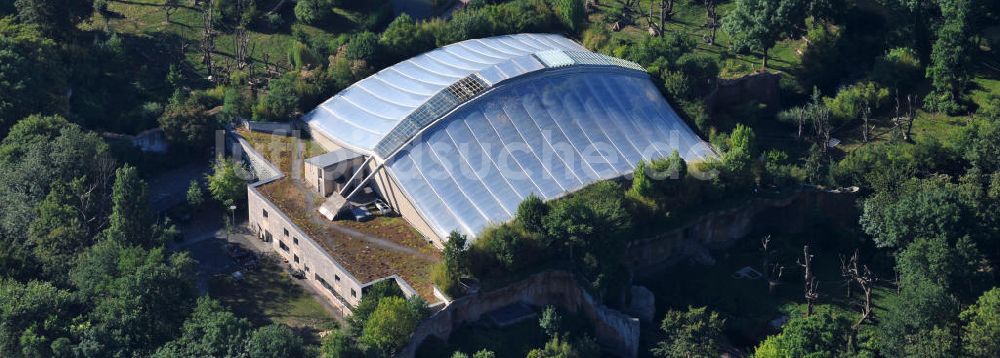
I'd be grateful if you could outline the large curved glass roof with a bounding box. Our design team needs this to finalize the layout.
[302,34,585,155]
[383,68,714,239]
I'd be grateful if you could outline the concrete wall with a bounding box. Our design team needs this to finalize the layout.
[247,184,365,314]
[399,271,641,358]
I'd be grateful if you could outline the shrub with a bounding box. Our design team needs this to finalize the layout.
[552,0,584,32]
[294,0,327,24]
[345,31,380,63]
[516,194,548,234]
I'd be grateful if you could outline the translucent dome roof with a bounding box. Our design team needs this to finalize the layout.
[302,33,712,239]
[385,69,713,238]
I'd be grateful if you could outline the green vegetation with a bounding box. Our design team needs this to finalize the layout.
[0,0,997,355]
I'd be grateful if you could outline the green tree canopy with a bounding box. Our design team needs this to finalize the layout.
[0,279,75,357]
[358,296,422,356]
[153,297,251,358]
[0,18,66,133]
[104,164,154,246]
[70,239,196,357]
[245,324,305,358]
[722,0,804,67]
[752,307,851,357]
[653,306,726,358]
[207,157,246,207]
[960,288,1000,357]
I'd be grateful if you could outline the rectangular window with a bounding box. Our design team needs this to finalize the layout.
[304,265,310,272]
[350,289,356,298]
[262,209,268,218]
[316,275,335,294]
[293,255,299,263]
[283,228,289,236]
[293,237,299,245]
[279,241,289,252]
[264,230,272,242]
[334,275,340,282]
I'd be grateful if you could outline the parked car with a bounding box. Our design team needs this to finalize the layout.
[371,200,393,216]
[350,206,372,222]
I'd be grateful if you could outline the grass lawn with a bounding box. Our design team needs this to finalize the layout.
[591,0,806,77]
[207,256,339,343]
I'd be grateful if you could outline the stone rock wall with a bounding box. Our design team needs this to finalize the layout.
[625,189,858,275]
[399,271,641,357]
[704,72,782,115]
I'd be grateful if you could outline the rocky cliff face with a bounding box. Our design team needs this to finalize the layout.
[400,271,641,357]
[626,188,858,275]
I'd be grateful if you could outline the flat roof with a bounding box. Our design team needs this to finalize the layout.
[305,148,363,168]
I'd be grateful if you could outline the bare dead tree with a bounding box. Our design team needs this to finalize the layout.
[660,0,674,31]
[201,0,217,81]
[705,0,719,45]
[797,245,818,317]
[762,235,784,294]
[841,250,876,329]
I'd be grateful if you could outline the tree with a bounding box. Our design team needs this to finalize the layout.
[797,245,819,317]
[187,180,205,209]
[71,239,197,357]
[153,297,251,358]
[358,296,422,356]
[630,160,655,198]
[553,0,585,32]
[245,324,304,358]
[872,47,922,92]
[380,13,434,62]
[346,31,381,64]
[13,0,93,37]
[826,81,889,142]
[840,250,876,329]
[28,181,89,278]
[896,236,988,296]
[721,123,757,190]
[752,307,851,357]
[960,288,1000,357]
[517,194,548,234]
[527,334,595,358]
[860,176,969,248]
[207,156,246,207]
[321,329,360,358]
[873,278,959,355]
[539,306,562,338]
[648,150,686,196]
[0,18,66,133]
[252,75,299,121]
[347,279,405,337]
[159,90,219,150]
[923,1,973,115]
[721,0,803,68]
[652,306,725,357]
[295,0,328,24]
[0,279,74,357]
[778,106,809,140]
[104,165,154,246]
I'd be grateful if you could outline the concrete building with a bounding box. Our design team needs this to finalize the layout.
[237,33,711,313]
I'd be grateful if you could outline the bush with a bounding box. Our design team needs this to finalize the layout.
[345,31,380,63]
[552,0,584,32]
[294,0,327,24]
[516,194,548,234]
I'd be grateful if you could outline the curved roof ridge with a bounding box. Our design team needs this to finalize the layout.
[302,34,635,157]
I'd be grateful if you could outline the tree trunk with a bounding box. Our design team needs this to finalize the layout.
[762,48,769,69]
